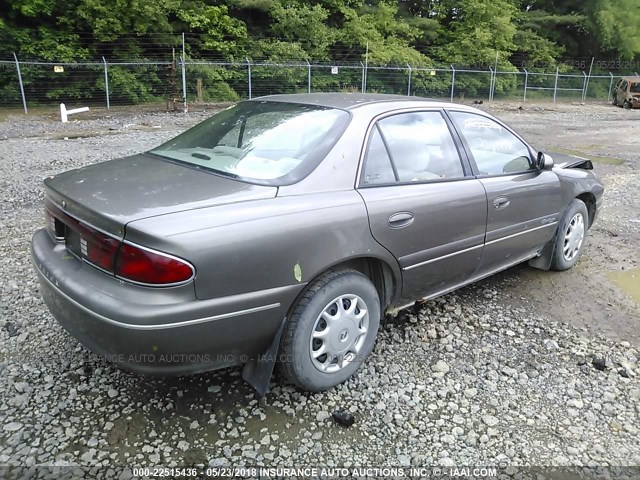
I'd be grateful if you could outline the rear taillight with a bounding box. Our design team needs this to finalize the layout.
[78,224,120,272]
[44,199,194,286]
[115,243,194,285]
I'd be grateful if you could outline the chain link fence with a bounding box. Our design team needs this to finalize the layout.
[1,55,638,113]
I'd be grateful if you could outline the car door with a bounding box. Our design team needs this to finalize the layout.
[357,110,488,304]
[447,110,562,278]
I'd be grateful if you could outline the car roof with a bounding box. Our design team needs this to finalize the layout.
[619,76,640,82]
[249,93,446,110]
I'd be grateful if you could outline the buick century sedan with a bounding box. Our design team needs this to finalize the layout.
[31,93,604,393]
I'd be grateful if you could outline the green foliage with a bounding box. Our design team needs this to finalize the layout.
[338,2,431,65]
[268,2,336,60]
[438,0,518,66]
[1,0,639,104]
[177,4,247,58]
[590,0,640,59]
[186,65,241,101]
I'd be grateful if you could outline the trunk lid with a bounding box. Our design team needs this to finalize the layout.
[44,153,277,236]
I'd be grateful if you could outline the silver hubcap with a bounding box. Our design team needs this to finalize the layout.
[310,294,369,373]
[563,213,585,261]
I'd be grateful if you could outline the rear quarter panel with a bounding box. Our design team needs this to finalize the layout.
[124,191,401,302]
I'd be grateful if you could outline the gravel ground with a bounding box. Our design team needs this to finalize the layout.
[0,101,639,477]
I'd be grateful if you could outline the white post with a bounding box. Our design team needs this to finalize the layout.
[181,33,187,113]
[307,60,311,93]
[583,57,594,101]
[450,66,456,102]
[363,42,369,93]
[489,67,494,101]
[608,72,615,101]
[102,57,110,109]
[407,64,412,96]
[523,69,528,102]
[553,66,559,103]
[13,53,27,114]
[246,58,252,99]
[60,103,90,123]
[581,71,588,102]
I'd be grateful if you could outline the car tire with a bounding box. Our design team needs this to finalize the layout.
[623,101,632,110]
[551,199,589,271]
[278,269,381,391]
[612,96,618,106]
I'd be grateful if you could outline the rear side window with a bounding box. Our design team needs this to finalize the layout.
[362,128,397,185]
[361,111,465,186]
[449,111,533,175]
[630,82,640,94]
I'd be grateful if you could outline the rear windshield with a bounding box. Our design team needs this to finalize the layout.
[150,101,350,185]
[630,82,640,94]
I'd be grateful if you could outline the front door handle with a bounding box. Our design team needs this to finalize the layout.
[493,196,510,209]
[388,212,414,228]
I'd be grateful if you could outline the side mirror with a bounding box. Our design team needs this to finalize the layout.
[537,152,554,170]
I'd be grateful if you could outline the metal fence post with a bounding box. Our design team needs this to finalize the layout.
[450,65,456,102]
[523,69,529,102]
[307,60,311,93]
[246,58,252,99]
[553,66,559,103]
[360,62,365,93]
[12,53,27,114]
[608,72,614,101]
[581,71,587,101]
[102,57,110,109]
[407,64,412,96]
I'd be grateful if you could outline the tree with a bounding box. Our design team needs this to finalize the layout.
[436,0,518,67]
[590,0,640,59]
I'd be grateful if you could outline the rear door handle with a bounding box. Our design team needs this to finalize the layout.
[388,212,414,228]
[493,196,510,209]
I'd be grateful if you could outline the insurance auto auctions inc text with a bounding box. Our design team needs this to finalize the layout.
[206,466,498,478]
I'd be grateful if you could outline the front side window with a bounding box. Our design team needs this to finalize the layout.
[150,101,350,184]
[630,82,640,94]
[449,111,533,175]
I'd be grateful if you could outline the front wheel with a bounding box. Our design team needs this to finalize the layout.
[551,199,589,271]
[279,269,381,391]
[623,101,632,110]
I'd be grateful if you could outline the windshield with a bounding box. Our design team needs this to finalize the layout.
[150,101,350,185]
[630,82,640,94]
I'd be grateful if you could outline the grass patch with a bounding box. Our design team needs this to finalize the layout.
[549,147,625,165]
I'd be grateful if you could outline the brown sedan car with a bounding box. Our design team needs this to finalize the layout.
[31,94,604,393]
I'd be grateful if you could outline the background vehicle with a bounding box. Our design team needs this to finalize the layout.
[612,76,640,109]
[31,94,604,393]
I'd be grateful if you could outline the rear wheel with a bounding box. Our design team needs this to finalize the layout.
[279,269,380,391]
[551,199,589,271]
[612,95,618,106]
[623,101,632,110]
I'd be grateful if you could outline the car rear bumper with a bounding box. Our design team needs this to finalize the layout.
[31,229,304,375]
